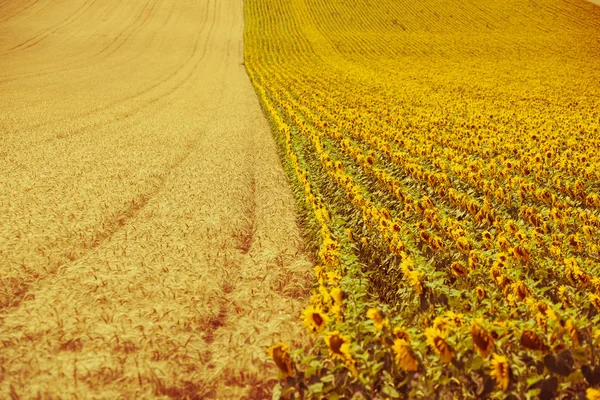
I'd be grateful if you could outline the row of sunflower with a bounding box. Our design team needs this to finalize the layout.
[244,0,600,397]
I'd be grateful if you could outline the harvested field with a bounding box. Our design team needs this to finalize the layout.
[0,0,311,398]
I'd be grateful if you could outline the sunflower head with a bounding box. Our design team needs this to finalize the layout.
[433,316,451,334]
[446,310,463,326]
[565,319,580,348]
[393,326,410,341]
[590,294,600,311]
[520,330,547,352]
[489,353,510,392]
[407,270,424,295]
[392,339,419,372]
[425,327,453,363]
[330,287,343,306]
[476,286,486,301]
[302,305,329,333]
[513,281,529,301]
[588,387,600,400]
[450,261,468,277]
[470,323,494,358]
[268,343,295,377]
[367,308,388,332]
[325,331,352,361]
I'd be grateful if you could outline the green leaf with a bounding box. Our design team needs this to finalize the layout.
[526,388,541,399]
[309,382,324,394]
[381,385,400,398]
[272,383,282,400]
[469,356,484,371]
[526,376,543,387]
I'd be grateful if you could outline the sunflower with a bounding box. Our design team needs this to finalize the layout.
[325,331,352,360]
[425,327,453,363]
[536,312,548,332]
[489,353,510,392]
[520,330,547,352]
[392,339,419,372]
[433,316,451,334]
[582,225,594,240]
[367,308,388,332]
[512,281,529,301]
[446,310,463,326]
[268,343,295,377]
[565,319,580,348]
[512,245,530,262]
[557,285,570,308]
[302,305,329,333]
[330,287,343,306]
[456,236,471,253]
[451,261,468,277]
[326,270,342,285]
[429,235,445,252]
[393,326,410,341]
[476,286,486,301]
[319,285,332,308]
[407,270,424,295]
[590,294,600,311]
[470,323,494,358]
[587,388,600,400]
[497,235,511,252]
[466,250,478,268]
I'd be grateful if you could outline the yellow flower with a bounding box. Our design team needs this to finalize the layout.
[587,387,600,400]
[450,261,468,276]
[446,310,463,326]
[268,343,294,377]
[325,330,352,360]
[456,236,471,253]
[407,269,424,294]
[489,353,510,392]
[433,316,451,334]
[392,339,419,372]
[425,327,453,363]
[520,330,547,352]
[313,264,326,283]
[470,323,494,358]
[565,319,580,348]
[393,326,410,341]
[590,293,600,311]
[367,308,388,332]
[330,287,343,306]
[476,286,486,301]
[557,285,569,307]
[302,305,329,333]
[512,281,529,301]
[319,285,332,308]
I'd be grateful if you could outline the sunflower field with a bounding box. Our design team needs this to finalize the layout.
[244,0,600,397]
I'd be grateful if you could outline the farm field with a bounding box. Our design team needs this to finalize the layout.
[245,0,600,398]
[0,0,312,398]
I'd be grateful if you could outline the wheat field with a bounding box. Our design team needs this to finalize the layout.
[0,0,312,398]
